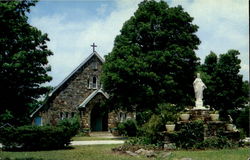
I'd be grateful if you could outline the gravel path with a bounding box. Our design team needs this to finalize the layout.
[0,140,124,148]
[70,140,124,146]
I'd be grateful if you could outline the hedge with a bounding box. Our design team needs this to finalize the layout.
[0,118,79,151]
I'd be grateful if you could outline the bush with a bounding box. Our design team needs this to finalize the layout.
[156,103,180,123]
[0,117,80,151]
[117,119,137,137]
[57,116,80,137]
[195,135,239,149]
[127,104,179,147]
[236,106,249,136]
[136,109,154,126]
[138,114,165,146]
[174,120,204,149]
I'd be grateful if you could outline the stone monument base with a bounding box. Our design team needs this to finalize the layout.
[193,100,209,110]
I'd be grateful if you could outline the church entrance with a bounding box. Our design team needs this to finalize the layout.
[90,103,108,131]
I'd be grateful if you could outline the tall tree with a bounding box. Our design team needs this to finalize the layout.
[102,0,200,112]
[201,50,248,112]
[0,0,53,125]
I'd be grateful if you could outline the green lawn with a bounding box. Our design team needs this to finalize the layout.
[0,145,249,160]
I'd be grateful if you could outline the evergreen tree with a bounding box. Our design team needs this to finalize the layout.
[0,0,53,125]
[102,0,200,112]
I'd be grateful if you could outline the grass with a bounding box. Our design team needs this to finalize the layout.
[167,147,249,160]
[0,145,249,160]
[0,145,146,160]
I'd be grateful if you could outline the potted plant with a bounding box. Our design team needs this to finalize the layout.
[165,121,175,132]
[225,124,234,131]
[210,110,219,121]
[179,111,190,121]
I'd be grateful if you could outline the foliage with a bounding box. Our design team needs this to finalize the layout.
[235,106,249,136]
[200,50,249,113]
[125,137,152,146]
[0,118,80,151]
[57,116,80,137]
[196,136,238,149]
[0,110,14,126]
[138,114,165,146]
[117,119,138,137]
[130,104,179,146]
[102,0,200,112]
[0,0,53,125]
[174,120,204,149]
[136,109,154,126]
[156,103,180,122]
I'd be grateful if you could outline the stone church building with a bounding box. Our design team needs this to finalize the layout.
[30,45,133,132]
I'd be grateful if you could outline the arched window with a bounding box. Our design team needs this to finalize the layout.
[87,78,91,89]
[92,62,98,70]
[92,76,97,89]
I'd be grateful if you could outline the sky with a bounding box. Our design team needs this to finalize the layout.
[28,0,249,87]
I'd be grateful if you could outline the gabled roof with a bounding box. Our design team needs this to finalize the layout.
[0,123,13,129]
[30,51,105,118]
[78,89,109,108]
[49,51,104,97]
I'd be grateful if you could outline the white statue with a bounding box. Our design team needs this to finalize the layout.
[193,73,207,109]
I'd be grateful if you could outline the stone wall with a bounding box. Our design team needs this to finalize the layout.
[34,53,133,132]
[41,55,103,125]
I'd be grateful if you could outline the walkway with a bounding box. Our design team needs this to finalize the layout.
[70,140,124,146]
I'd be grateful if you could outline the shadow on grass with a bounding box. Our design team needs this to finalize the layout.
[1,146,74,152]
[1,158,45,160]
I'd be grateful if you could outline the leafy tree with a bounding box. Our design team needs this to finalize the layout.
[201,50,249,112]
[0,0,52,125]
[200,52,219,108]
[102,0,200,112]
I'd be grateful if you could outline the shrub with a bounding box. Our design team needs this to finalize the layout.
[117,119,137,137]
[195,136,238,149]
[174,120,204,149]
[236,106,249,136]
[0,117,80,151]
[156,103,180,123]
[57,116,80,137]
[139,114,165,146]
[136,109,154,126]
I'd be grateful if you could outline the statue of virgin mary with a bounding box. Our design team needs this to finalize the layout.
[193,73,207,109]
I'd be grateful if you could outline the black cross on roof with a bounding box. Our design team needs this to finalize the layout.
[91,43,97,52]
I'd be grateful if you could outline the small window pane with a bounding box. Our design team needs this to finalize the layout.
[34,116,42,126]
[92,76,97,89]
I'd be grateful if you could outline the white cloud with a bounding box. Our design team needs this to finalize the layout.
[96,4,108,15]
[169,0,249,80]
[30,0,141,86]
[30,0,249,87]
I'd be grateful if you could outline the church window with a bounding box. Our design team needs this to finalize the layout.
[92,62,98,70]
[119,112,127,122]
[71,112,75,118]
[34,116,43,126]
[87,79,90,89]
[60,112,64,120]
[65,112,69,118]
[92,76,97,89]
[88,78,93,89]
